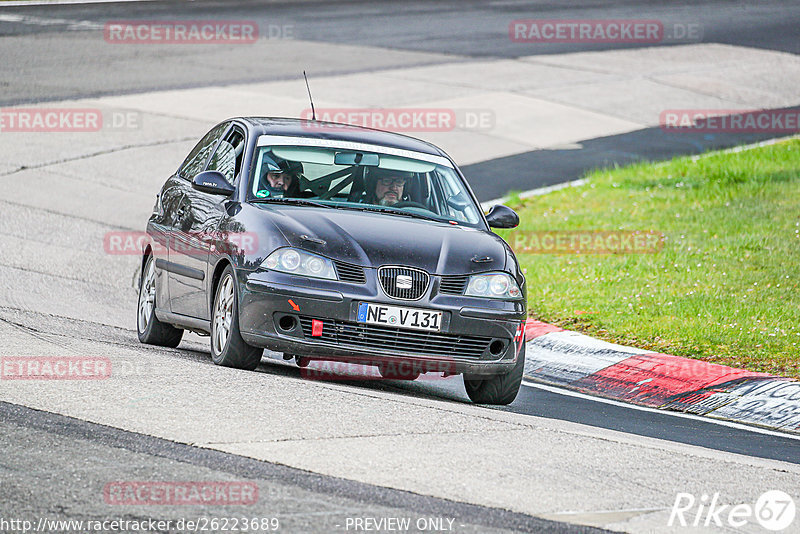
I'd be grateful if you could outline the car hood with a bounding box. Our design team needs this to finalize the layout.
[256,205,508,274]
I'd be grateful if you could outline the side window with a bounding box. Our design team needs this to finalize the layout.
[179,122,229,180]
[207,126,246,184]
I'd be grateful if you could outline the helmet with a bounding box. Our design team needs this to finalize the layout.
[260,153,304,176]
[256,153,303,197]
[278,159,303,176]
[261,154,283,174]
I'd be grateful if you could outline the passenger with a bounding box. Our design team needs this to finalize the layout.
[255,156,302,198]
[363,168,413,206]
[263,170,292,196]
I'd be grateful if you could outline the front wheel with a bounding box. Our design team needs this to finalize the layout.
[463,342,525,405]
[137,255,183,347]
[211,266,262,370]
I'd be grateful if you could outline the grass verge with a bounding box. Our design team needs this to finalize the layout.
[496,138,800,378]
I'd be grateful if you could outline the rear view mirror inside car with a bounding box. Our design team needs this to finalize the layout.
[334,151,380,166]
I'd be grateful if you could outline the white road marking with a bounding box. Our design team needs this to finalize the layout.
[482,178,587,209]
[0,13,103,30]
[0,0,148,7]
[522,380,800,441]
[689,134,799,161]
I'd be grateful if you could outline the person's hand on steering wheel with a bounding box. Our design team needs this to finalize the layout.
[391,200,429,210]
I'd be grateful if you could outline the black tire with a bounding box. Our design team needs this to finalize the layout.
[377,361,421,381]
[463,342,525,405]
[137,255,183,348]
[210,265,262,371]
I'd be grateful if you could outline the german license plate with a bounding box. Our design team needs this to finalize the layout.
[357,302,442,332]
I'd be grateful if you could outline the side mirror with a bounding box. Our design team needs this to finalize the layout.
[485,204,519,229]
[192,170,235,196]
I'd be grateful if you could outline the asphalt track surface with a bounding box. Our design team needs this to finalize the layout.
[0,309,798,532]
[1,1,799,532]
[384,375,800,466]
[1,0,799,103]
[1,0,800,199]
[1,402,597,534]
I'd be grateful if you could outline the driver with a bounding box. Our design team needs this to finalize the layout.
[363,168,413,206]
[255,155,303,198]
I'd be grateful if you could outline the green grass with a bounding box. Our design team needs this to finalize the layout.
[496,138,800,378]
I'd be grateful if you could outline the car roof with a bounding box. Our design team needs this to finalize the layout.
[238,117,448,158]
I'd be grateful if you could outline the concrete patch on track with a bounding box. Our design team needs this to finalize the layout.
[6,42,793,175]
[522,43,800,119]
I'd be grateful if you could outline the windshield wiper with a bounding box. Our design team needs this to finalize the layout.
[250,197,335,209]
[251,198,451,223]
[349,205,448,224]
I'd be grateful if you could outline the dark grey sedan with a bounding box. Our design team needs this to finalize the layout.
[137,117,527,404]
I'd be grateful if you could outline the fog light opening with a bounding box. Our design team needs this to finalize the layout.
[489,340,505,356]
[278,315,297,332]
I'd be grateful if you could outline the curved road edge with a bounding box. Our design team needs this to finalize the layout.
[522,319,800,435]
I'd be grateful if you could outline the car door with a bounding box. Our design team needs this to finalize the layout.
[166,121,230,319]
[170,123,247,320]
[149,177,185,312]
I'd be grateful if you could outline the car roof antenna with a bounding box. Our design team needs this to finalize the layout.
[303,70,316,121]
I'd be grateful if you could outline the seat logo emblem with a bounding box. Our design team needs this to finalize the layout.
[396,275,413,289]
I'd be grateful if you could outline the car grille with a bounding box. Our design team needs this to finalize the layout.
[378,266,429,300]
[439,274,469,295]
[333,260,366,284]
[298,316,492,359]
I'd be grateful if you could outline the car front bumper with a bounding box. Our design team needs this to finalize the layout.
[237,268,526,376]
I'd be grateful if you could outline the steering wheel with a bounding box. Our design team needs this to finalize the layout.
[392,201,429,210]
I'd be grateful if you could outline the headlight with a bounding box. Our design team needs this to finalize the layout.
[263,248,337,280]
[465,272,522,299]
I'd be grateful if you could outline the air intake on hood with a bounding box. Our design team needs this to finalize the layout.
[378,266,429,300]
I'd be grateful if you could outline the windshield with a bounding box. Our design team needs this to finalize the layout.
[248,144,483,226]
